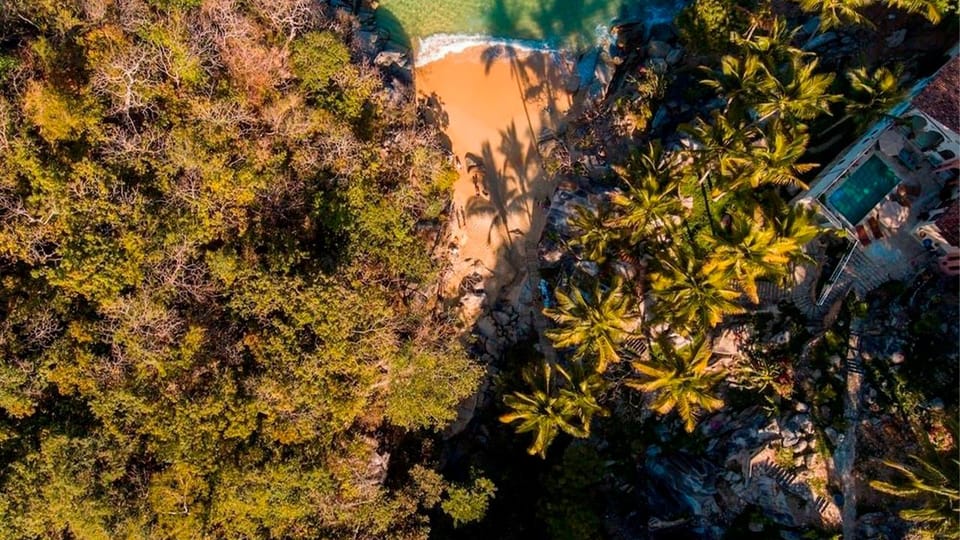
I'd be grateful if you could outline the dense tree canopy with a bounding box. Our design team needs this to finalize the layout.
[0,1,480,537]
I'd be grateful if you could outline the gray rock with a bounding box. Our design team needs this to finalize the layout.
[783,430,800,447]
[886,29,907,48]
[794,402,809,413]
[801,17,821,36]
[651,106,669,131]
[794,439,809,453]
[492,310,513,327]
[805,31,837,50]
[771,330,790,346]
[890,351,905,364]
[927,398,945,411]
[825,427,839,445]
[665,48,684,65]
[649,22,677,42]
[374,50,406,68]
[647,40,672,59]
[355,31,379,54]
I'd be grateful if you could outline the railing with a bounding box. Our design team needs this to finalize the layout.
[817,240,858,306]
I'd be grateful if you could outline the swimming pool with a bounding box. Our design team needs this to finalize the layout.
[826,154,901,225]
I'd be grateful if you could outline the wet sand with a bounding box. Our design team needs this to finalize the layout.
[415,46,572,309]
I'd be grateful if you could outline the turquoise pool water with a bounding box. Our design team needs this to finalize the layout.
[826,155,901,225]
[376,0,679,50]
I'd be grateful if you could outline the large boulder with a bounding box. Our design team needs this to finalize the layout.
[649,22,677,42]
[647,40,672,59]
[374,50,407,69]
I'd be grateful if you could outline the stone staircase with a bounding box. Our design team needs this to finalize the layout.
[843,248,893,295]
[751,460,834,521]
[621,336,649,363]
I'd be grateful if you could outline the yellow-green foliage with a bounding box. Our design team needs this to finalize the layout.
[22,81,102,144]
[386,345,483,430]
[0,2,474,538]
[676,0,738,54]
[441,476,497,527]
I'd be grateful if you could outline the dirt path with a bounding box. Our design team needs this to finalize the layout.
[837,316,867,538]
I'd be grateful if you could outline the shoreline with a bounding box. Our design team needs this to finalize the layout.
[403,0,687,67]
[414,33,565,67]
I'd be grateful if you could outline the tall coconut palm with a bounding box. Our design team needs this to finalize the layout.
[649,247,745,333]
[870,454,960,539]
[680,112,753,233]
[843,66,908,133]
[608,142,683,244]
[884,0,944,23]
[797,0,872,31]
[702,213,799,303]
[499,362,588,458]
[733,120,815,192]
[770,202,823,256]
[626,336,725,432]
[701,53,769,118]
[731,18,804,62]
[568,205,620,265]
[754,52,838,126]
[558,362,609,432]
[544,280,634,373]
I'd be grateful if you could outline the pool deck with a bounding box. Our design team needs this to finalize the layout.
[796,120,953,302]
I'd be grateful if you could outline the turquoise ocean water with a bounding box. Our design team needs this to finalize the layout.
[375,0,682,53]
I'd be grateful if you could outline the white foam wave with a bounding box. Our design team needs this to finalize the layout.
[414,33,560,67]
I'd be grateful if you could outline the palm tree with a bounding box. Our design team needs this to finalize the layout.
[569,205,620,265]
[544,280,634,373]
[558,362,609,432]
[499,361,604,458]
[608,142,682,244]
[649,247,745,333]
[732,120,815,192]
[680,112,753,233]
[701,53,768,119]
[843,66,907,133]
[731,18,804,62]
[884,0,944,23]
[702,213,799,303]
[626,336,725,432]
[870,455,960,539]
[770,202,823,256]
[753,52,838,126]
[797,0,872,31]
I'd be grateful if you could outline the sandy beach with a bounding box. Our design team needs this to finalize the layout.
[415,45,573,310]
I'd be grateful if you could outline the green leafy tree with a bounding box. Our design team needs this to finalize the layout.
[385,344,483,430]
[627,336,725,432]
[441,476,497,528]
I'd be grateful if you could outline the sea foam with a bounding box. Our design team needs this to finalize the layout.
[414,33,560,67]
